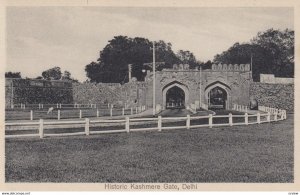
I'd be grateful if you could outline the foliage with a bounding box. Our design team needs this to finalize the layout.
[42,66,62,80]
[176,50,198,69]
[85,36,194,83]
[251,28,294,78]
[5,72,21,78]
[198,60,213,70]
[213,29,294,81]
[62,70,78,83]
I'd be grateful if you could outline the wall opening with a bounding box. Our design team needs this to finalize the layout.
[208,86,227,109]
[166,86,185,109]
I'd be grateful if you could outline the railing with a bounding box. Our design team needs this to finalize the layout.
[5,110,287,139]
[5,105,147,121]
[8,103,146,110]
[232,104,249,112]
[233,104,287,120]
[200,103,209,110]
[258,105,287,119]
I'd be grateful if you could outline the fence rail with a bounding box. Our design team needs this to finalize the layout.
[6,105,147,121]
[9,103,148,110]
[5,106,287,139]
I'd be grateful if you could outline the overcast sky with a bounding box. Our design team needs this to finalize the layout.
[6,7,293,81]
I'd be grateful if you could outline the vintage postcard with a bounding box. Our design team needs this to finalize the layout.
[0,0,299,193]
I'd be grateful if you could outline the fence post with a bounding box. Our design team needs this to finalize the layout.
[23,104,26,110]
[85,118,90,136]
[56,103,59,108]
[257,112,261,124]
[59,104,62,109]
[158,116,162,131]
[229,113,233,126]
[186,115,190,129]
[245,113,248,125]
[274,111,278,121]
[108,103,110,108]
[135,107,138,114]
[267,112,271,122]
[122,108,125,116]
[110,108,113,117]
[284,110,287,119]
[125,117,130,133]
[279,111,283,120]
[58,110,60,120]
[30,110,33,120]
[131,108,133,115]
[209,114,213,128]
[79,110,82,119]
[39,119,44,139]
[39,103,41,109]
[96,109,99,117]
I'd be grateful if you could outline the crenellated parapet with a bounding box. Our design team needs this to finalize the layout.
[211,63,251,72]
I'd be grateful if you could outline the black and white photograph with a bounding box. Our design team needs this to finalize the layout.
[1,0,298,192]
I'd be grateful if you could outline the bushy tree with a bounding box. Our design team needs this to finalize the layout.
[85,36,185,83]
[42,66,62,80]
[5,72,21,78]
[213,29,294,81]
[62,70,78,82]
[251,28,294,78]
[176,50,198,69]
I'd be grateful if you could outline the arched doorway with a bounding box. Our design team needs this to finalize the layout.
[208,86,227,109]
[166,86,185,109]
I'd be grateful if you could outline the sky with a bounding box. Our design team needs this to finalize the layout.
[6,7,293,82]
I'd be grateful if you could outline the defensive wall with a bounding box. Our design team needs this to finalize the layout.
[5,78,73,108]
[5,63,294,112]
[250,82,294,112]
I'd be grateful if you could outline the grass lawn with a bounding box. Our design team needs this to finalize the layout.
[5,114,293,183]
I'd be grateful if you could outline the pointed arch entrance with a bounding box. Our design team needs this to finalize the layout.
[205,81,231,109]
[208,87,227,109]
[166,86,185,108]
[162,81,189,109]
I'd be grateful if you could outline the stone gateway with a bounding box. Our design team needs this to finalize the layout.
[130,63,252,110]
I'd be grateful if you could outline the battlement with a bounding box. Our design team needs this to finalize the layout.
[211,63,251,71]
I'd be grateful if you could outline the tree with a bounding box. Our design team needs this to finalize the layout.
[251,28,294,78]
[62,70,78,82]
[213,29,294,81]
[198,60,213,70]
[5,72,21,78]
[85,36,182,83]
[176,50,198,68]
[85,62,105,83]
[42,67,62,80]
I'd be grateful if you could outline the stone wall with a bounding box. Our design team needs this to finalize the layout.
[72,82,123,106]
[250,82,294,112]
[72,81,147,107]
[5,78,73,108]
[260,74,294,84]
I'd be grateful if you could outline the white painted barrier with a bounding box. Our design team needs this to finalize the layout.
[5,107,287,139]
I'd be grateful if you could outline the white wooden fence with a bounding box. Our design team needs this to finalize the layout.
[233,104,287,120]
[232,104,249,112]
[10,103,148,110]
[5,108,287,139]
[8,105,147,121]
